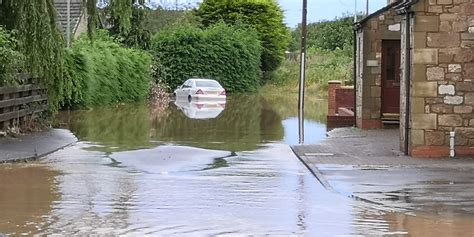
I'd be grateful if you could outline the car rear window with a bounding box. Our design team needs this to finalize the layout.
[196,81,221,88]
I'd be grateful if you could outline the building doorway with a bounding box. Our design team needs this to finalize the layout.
[381,40,401,123]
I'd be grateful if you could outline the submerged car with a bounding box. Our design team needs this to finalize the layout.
[174,79,226,102]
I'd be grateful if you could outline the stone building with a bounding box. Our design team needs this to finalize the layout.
[355,2,403,129]
[355,0,474,157]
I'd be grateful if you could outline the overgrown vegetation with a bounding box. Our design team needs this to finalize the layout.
[269,47,353,94]
[84,0,150,41]
[195,0,289,74]
[151,23,262,93]
[0,27,23,86]
[0,0,65,112]
[61,32,152,108]
[0,1,154,111]
[268,15,355,96]
[289,15,354,51]
[105,6,151,49]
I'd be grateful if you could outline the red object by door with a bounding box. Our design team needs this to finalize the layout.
[382,40,401,114]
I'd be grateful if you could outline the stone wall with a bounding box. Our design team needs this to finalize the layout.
[408,0,474,157]
[355,8,402,129]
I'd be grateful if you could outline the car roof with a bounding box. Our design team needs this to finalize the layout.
[190,78,217,82]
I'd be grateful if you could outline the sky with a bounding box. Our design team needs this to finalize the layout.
[278,0,387,27]
[150,0,388,28]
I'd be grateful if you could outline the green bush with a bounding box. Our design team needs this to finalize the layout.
[289,15,355,51]
[271,47,353,92]
[0,27,24,86]
[62,33,152,108]
[195,0,289,73]
[151,23,262,93]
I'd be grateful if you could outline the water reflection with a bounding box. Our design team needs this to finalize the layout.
[57,95,291,152]
[174,100,226,120]
[3,93,474,235]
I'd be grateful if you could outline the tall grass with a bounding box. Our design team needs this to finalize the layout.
[264,47,353,97]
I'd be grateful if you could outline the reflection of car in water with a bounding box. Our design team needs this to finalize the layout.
[175,100,226,120]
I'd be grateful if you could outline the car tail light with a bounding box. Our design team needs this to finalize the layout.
[196,89,204,95]
[220,90,226,96]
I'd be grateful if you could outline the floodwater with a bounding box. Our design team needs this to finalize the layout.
[0,94,472,235]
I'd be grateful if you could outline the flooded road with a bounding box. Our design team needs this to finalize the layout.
[0,94,472,235]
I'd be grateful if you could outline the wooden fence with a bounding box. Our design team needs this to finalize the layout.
[0,77,48,132]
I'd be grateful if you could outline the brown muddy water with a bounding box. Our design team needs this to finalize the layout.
[0,94,472,236]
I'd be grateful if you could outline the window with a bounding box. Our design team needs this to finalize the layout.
[196,81,221,88]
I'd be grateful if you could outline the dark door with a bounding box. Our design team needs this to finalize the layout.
[381,40,401,114]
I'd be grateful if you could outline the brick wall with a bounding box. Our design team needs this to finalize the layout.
[327,80,355,128]
[407,0,474,157]
[335,87,355,111]
[328,81,341,116]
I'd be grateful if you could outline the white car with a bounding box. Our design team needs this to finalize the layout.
[174,79,226,102]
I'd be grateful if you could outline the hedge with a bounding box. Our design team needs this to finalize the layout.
[195,0,289,73]
[151,23,262,93]
[61,33,152,108]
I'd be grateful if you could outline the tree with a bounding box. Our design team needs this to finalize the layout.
[0,0,151,111]
[289,15,355,51]
[194,0,289,74]
[0,0,64,111]
[103,5,152,49]
[85,0,150,48]
[147,7,201,34]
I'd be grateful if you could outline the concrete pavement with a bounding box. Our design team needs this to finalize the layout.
[292,127,474,216]
[0,129,77,163]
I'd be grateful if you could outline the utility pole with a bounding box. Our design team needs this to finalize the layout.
[366,0,369,15]
[298,0,307,144]
[354,0,358,22]
[66,0,71,48]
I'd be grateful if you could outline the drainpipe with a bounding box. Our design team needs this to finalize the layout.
[403,10,413,156]
[353,28,357,126]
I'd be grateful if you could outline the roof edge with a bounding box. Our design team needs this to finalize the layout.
[354,0,403,27]
[394,0,419,10]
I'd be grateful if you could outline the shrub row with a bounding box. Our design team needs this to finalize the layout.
[151,23,262,93]
[61,33,152,108]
